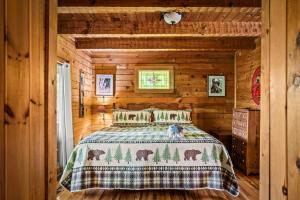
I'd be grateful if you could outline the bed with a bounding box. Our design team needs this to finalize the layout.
[60,104,239,197]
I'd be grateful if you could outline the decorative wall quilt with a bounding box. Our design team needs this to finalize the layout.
[60,125,239,196]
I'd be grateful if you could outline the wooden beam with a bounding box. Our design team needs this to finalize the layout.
[58,0,261,7]
[58,20,261,37]
[75,37,257,50]
[58,6,261,14]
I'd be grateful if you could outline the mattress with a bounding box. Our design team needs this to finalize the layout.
[60,124,239,196]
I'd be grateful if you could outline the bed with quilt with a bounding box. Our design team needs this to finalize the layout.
[60,108,239,197]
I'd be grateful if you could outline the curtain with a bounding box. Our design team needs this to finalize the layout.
[57,62,74,170]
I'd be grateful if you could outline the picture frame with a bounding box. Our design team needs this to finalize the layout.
[207,75,226,97]
[96,74,114,96]
[134,64,175,93]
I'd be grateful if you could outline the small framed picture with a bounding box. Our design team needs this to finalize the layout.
[96,74,114,96]
[207,75,226,97]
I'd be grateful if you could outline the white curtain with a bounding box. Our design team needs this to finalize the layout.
[57,62,74,169]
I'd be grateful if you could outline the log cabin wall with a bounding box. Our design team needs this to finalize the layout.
[57,36,94,144]
[236,39,261,110]
[91,52,235,133]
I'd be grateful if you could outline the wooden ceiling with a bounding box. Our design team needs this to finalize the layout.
[58,0,261,52]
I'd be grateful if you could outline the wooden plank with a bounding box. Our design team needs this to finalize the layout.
[58,16,261,36]
[58,0,261,7]
[269,0,287,199]
[6,0,31,198]
[0,0,5,198]
[29,0,45,199]
[286,0,300,199]
[45,0,57,199]
[75,37,257,50]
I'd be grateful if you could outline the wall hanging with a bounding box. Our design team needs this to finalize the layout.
[207,75,226,97]
[251,66,261,105]
[96,74,114,96]
[79,70,84,118]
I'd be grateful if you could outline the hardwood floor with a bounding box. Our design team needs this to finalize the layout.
[57,170,258,200]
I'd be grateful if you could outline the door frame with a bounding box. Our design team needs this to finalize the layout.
[2,0,299,199]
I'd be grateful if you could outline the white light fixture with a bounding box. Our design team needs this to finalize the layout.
[163,12,182,25]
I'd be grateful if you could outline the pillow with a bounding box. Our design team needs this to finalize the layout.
[153,109,192,124]
[112,109,152,126]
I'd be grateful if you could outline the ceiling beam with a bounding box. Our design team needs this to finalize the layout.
[58,0,261,8]
[58,20,261,36]
[58,7,261,14]
[75,37,257,50]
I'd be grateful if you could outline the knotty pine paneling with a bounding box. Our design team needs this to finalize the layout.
[57,36,94,144]
[91,52,235,133]
[236,39,261,110]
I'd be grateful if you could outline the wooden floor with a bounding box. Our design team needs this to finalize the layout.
[57,170,258,200]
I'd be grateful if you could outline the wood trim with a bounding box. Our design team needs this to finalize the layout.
[57,0,261,7]
[260,0,270,199]
[269,0,287,199]
[287,0,300,199]
[0,0,5,199]
[45,0,57,199]
[134,65,175,94]
[75,37,257,50]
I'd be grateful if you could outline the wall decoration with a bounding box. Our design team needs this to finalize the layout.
[251,66,261,105]
[207,75,226,97]
[96,74,114,96]
[135,65,174,93]
[79,70,84,118]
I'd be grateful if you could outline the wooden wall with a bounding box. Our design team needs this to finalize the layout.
[91,52,235,134]
[236,39,261,110]
[57,36,94,144]
[1,0,47,199]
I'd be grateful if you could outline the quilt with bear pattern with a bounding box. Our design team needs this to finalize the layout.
[59,124,239,196]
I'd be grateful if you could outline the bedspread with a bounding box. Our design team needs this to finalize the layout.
[60,124,239,196]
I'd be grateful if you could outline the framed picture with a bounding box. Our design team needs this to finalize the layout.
[96,74,114,96]
[207,75,226,97]
[134,65,174,93]
[79,70,84,118]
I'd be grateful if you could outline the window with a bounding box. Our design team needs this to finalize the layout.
[135,65,174,93]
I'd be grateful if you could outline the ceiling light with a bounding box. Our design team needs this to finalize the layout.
[163,12,182,25]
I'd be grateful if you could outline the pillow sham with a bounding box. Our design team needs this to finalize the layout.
[112,109,152,126]
[153,109,192,124]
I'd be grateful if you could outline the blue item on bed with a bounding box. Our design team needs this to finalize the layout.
[167,124,184,139]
